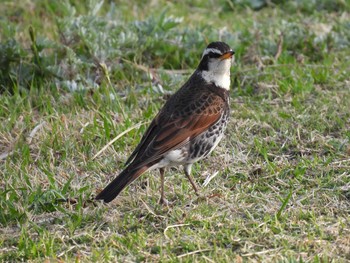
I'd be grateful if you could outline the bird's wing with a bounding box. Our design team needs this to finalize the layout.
[124,112,161,166]
[126,86,227,168]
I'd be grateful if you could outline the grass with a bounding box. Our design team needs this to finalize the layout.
[1,0,350,261]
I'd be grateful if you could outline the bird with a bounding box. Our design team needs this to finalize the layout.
[95,41,234,204]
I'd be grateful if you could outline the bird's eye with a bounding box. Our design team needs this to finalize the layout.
[208,53,221,59]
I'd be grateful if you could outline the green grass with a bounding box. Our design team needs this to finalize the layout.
[1,0,350,261]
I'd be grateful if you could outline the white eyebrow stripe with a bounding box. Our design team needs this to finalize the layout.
[201,48,222,58]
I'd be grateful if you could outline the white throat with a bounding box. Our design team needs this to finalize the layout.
[201,59,231,90]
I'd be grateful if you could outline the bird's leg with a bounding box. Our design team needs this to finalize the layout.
[184,165,199,196]
[159,168,168,205]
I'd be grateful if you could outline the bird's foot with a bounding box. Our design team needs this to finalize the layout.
[159,196,170,206]
[195,193,207,202]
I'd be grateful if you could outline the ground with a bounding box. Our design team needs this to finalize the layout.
[0,0,350,262]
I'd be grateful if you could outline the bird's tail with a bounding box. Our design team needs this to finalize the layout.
[95,165,148,203]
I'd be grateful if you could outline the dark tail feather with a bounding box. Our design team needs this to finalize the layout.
[95,165,148,203]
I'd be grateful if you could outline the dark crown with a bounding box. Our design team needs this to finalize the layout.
[206,42,232,55]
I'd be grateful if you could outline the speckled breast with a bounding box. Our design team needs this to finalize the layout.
[188,107,230,163]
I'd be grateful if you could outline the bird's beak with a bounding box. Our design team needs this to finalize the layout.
[220,50,235,60]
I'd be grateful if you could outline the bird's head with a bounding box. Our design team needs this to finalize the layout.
[197,41,234,90]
